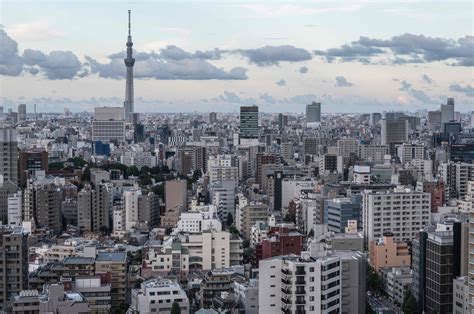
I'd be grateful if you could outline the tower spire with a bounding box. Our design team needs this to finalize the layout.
[128,9,131,36]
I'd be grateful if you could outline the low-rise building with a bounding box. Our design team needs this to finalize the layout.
[369,235,411,272]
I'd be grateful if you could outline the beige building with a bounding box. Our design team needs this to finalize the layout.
[369,236,411,272]
[161,180,187,228]
[236,201,269,239]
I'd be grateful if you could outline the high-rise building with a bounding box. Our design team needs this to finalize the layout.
[92,107,126,142]
[7,192,22,227]
[370,112,382,125]
[381,118,409,146]
[323,196,362,233]
[240,106,259,139]
[23,182,62,233]
[95,251,127,307]
[18,148,49,185]
[469,205,474,313]
[0,225,29,312]
[17,104,26,122]
[441,98,455,124]
[77,184,111,232]
[161,180,187,228]
[0,128,18,185]
[123,10,135,123]
[278,113,288,131]
[396,143,425,164]
[306,101,321,126]
[209,112,217,124]
[363,188,431,246]
[259,253,342,313]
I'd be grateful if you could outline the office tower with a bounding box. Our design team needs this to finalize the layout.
[323,196,362,233]
[130,279,189,313]
[0,225,29,312]
[303,137,319,156]
[396,143,425,164]
[319,154,343,174]
[92,107,126,142]
[18,148,49,185]
[370,112,382,125]
[123,10,135,123]
[306,101,321,128]
[412,230,428,310]
[256,153,278,185]
[240,105,259,139]
[441,98,454,124]
[77,184,111,232]
[0,106,3,116]
[17,104,26,122]
[362,188,431,246]
[259,253,342,313]
[337,138,359,158]
[7,192,22,227]
[23,182,62,233]
[0,128,18,185]
[209,164,239,183]
[209,112,217,124]
[471,111,474,128]
[278,113,288,131]
[161,180,187,227]
[428,110,442,129]
[381,118,409,146]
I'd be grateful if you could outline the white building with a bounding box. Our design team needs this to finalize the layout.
[124,189,141,230]
[396,143,425,164]
[209,180,236,220]
[359,144,389,163]
[381,267,413,305]
[233,277,259,314]
[353,165,371,184]
[453,276,470,314]
[129,278,189,313]
[363,188,431,245]
[7,191,22,226]
[175,205,222,233]
[145,231,242,274]
[92,107,125,142]
[259,252,342,314]
[209,165,239,184]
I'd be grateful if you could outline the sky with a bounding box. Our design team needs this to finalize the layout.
[0,0,473,113]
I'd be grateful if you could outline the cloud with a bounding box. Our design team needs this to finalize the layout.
[299,66,309,74]
[23,49,82,79]
[421,74,433,84]
[276,79,286,87]
[86,53,247,80]
[399,80,434,103]
[239,4,363,17]
[449,83,474,97]
[335,76,353,87]
[233,45,312,66]
[314,33,473,66]
[213,91,257,105]
[0,29,24,76]
[6,21,64,42]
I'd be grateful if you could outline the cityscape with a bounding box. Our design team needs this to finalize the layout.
[0,1,473,314]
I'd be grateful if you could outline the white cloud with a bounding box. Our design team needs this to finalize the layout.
[6,21,64,42]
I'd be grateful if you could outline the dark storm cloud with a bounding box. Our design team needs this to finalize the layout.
[315,33,473,66]
[23,49,82,79]
[449,83,474,97]
[0,29,24,76]
[335,76,353,87]
[233,45,312,66]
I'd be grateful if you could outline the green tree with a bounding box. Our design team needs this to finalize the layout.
[140,166,150,175]
[226,213,234,226]
[402,290,420,314]
[367,265,383,294]
[81,167,91,182]
[171,301,181,314]
[48,162,64,169]
[67,157,88,167]
[126,165,140,177]
[99,225,110,235]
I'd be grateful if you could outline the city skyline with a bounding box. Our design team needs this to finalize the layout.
[0,1,473,113]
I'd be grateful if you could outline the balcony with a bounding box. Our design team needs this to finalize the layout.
[281,297,291,305]
[295,299,306,305]
[295,289,306,295]
[281,268,291,275]
[295,270,306,276]
[281,287,291,295]
[281,278,292,285]
[295,279,305,285]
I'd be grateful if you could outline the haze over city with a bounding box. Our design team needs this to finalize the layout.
[0,0,473,112]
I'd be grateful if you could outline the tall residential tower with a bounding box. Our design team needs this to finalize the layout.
[124,10,135,123]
